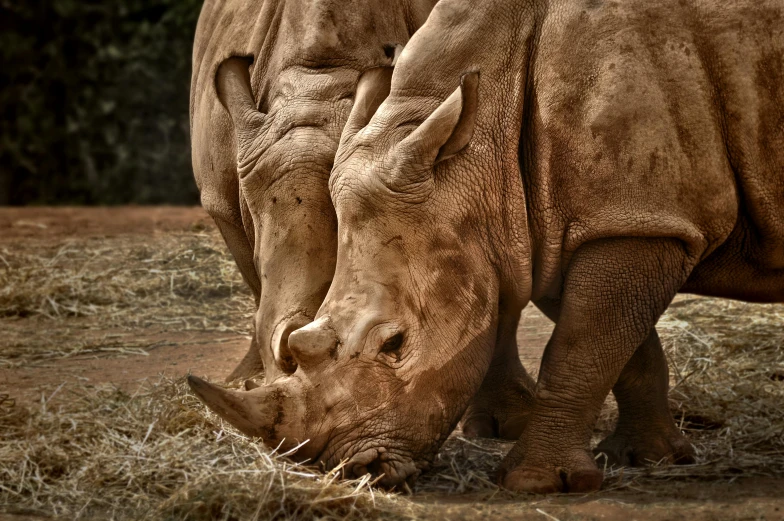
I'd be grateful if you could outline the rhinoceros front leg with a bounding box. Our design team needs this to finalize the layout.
[596,329,695,467]
[461,307,536,439]
[500,237,695,494]
[534,299,695,467]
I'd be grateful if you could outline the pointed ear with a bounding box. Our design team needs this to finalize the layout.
[400,71,480,165]
[436,71,479,162]
[342,67,395,140]
[216,56,266,139]
[216,57,263,118]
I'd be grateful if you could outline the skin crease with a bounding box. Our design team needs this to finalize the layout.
[190,0,784,493]
[305,0,783,493]
[189,0,438,383]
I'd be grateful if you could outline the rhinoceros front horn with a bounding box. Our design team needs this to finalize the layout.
[187,375,306,452]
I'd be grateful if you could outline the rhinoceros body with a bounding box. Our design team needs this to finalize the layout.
[190,0,784,494]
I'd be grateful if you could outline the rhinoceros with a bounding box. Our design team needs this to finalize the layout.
[190,0,437,383]
[189,0,784,493]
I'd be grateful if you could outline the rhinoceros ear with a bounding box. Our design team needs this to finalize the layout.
[215,56,266,137]
[401,71,479,165]
[342,67,395,141]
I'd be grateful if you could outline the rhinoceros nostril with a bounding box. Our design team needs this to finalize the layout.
[367,458,384,477]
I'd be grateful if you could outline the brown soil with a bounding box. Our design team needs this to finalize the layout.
[1,206,241,406]
[1,207,782,521]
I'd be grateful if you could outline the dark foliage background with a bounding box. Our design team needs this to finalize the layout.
[0,0,204,205]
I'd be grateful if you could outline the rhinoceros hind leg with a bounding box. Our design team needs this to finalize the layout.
[595,329,695,467]
[500,237,695,494]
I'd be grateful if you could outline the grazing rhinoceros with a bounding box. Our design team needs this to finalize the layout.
[189,0,784,493]
[190,0,437,383]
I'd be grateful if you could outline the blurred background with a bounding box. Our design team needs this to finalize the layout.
[0,0,204,205]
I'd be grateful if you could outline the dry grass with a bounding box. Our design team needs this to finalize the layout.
[0,233,253,367]
[0,378,410,521]
[1,227,783,519]
[659,299,784,477]
[0,233,250,326]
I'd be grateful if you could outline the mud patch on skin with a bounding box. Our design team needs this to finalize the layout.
[266,387,288,440]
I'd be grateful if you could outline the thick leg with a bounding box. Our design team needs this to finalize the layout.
[596,329,695,466]
[213,216,264,382]
[535,300,695,467]
[461,308,536,439]
[501,237,694,494]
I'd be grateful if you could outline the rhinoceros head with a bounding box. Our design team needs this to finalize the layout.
[189,62,516,486]
[210,56,352,384]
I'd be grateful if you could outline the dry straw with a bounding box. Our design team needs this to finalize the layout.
[1,229,782,519]
[0,233,252,367]
[0,377,409,520]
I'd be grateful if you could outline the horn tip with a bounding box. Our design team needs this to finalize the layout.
[187,374,210,394]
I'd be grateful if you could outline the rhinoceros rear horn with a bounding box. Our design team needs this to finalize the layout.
[287,317,339,368]
[342,66,395,140]
[187,375,305,450]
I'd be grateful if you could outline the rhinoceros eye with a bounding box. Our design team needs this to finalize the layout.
[380,332,405,361]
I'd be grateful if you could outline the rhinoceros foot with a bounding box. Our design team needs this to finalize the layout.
[461,343,536,440]
[500,449,604,494]
[595,427,696,468]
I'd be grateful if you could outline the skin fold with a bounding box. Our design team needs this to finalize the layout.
[190,0,437,383]
[190,0,784,494]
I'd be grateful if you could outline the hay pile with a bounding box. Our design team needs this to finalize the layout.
[0,233,250,326]
[2,225,783,519]
[0,378,410,521]
[658,298,784,477]
[0,233,253,367]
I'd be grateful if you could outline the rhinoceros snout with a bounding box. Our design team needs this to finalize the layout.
[343,446,422,489]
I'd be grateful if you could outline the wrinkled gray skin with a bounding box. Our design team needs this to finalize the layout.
[190,0,436,384]
[191,0,784,493]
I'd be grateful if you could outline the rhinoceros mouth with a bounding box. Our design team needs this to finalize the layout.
[318,439,429,488]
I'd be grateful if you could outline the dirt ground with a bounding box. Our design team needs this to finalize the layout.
[1,207,783,520]
[0,206,246,406]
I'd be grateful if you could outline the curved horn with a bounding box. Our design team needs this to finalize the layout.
[341,67,395,142]
[188,375,305,451]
